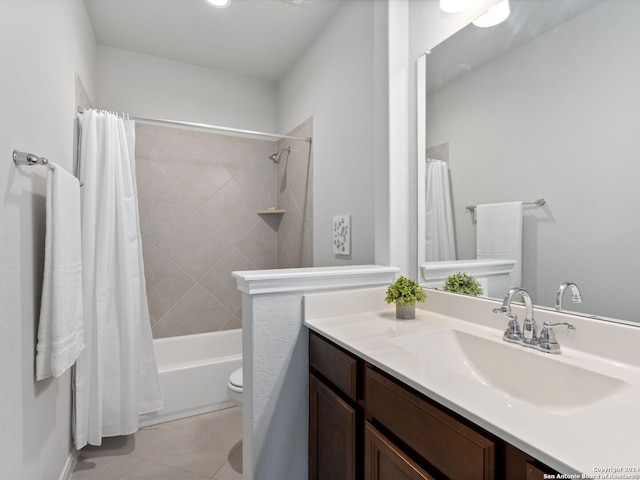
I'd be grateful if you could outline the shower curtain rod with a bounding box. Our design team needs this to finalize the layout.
[76,107,312,143]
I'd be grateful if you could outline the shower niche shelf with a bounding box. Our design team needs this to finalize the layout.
[257,209,285,215]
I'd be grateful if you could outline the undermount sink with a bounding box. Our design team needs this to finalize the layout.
[389,329,628,414]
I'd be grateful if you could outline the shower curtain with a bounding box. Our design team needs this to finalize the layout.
[74,109,162,449]
[424,159,456,261]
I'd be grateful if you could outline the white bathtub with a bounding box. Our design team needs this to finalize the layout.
[140,329,242,427]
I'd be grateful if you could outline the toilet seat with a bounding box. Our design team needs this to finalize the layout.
[229,367,243,391]
[227,367,243,405]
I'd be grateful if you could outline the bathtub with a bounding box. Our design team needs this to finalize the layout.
[140,329,242,427]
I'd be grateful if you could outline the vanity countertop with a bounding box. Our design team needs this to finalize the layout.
[304,287,640,476]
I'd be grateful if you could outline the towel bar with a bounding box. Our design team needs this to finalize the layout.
[12,149,84,186]
[466,198,546,212]
[13,150,52,168]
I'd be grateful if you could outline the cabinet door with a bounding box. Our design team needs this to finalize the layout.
[503,443,559,479]
[310,374,356,480]
[526,462,549,480]
[364,422,435,480]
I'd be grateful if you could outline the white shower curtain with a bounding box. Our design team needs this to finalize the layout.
[74,109,162,449]
[424,160,456,261]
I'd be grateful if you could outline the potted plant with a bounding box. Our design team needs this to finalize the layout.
[385,276,427,319]
[442,272,484,296]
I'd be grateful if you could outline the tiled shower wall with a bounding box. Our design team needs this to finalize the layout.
[135,119,313,338]
[277,118,313,268]
[135,124,279,338]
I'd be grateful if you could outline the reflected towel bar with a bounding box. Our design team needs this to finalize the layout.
[466,198,546,212]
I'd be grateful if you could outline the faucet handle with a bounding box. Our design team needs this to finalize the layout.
[537,322,576,354]
[543,321,576,332]
[492,306,516,319]
[503,315,522,343]
[493,306,522,343]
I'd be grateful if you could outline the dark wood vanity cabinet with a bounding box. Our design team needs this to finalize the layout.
[309,331,361,480]
[309,331,559,480]
[309,374,357,480]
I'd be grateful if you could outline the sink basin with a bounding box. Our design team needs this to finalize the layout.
[389,329,628,414]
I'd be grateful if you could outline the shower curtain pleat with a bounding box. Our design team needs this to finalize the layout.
[424,160,456,261]
[74,109,162,449]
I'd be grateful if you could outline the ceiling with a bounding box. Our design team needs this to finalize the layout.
[83,0,342,82]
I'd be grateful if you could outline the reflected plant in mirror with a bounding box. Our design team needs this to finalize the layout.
[443,272,484,297]
[418,0,640,325]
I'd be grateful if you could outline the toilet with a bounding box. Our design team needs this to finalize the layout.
[227,367,243,405]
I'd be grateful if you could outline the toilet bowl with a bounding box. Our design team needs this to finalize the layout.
[227,367,243,406]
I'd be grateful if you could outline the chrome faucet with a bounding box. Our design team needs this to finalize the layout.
[493,287,576,354]
[555,282,583,312]
[493,287,538,346]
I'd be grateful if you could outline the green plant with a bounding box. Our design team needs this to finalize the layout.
[385,276,427,307]
[443,272,484,296]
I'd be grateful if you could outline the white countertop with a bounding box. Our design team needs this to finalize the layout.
[304,288,640,476]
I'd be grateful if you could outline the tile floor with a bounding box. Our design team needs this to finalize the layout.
[72,407,242,480]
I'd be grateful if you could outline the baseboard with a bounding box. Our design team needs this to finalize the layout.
[58,449,79,480]
[139,399,236,428]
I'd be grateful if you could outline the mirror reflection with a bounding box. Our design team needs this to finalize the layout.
[421,0,640,324]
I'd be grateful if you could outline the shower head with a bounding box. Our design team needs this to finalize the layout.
[269,146,291,164]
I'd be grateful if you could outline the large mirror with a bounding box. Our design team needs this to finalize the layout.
[419,0,640,324]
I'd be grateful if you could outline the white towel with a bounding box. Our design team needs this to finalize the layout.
[476,202,523,288]
[36,163,84,380]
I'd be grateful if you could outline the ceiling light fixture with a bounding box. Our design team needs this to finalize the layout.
[204,0,231,8]
[439,0,471,14]
[472,0,510,28]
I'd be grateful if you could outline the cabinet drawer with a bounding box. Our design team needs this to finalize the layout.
[366,367,495,480]
[310,331,358,401]
[365,421,435,480]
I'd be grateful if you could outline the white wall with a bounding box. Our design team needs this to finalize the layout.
[0,1,96,478]
[373,1,391,269]
[387,0,411,274]
[277,1,377,267]
[96,45,278,133]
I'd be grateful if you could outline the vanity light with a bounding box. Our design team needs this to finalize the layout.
[204,0,231,8]
[473,0,510,28]
[439,0,471,14]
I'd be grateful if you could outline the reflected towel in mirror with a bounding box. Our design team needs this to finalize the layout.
[476,201,522,288]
